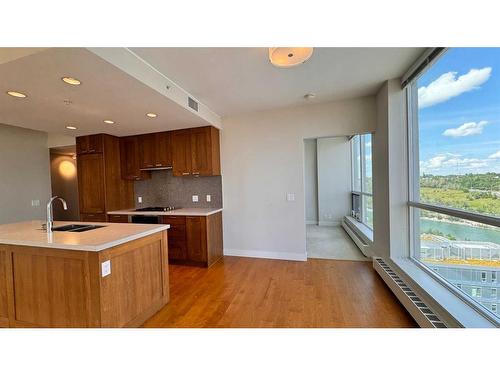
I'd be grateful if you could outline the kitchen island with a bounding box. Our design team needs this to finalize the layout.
[0,220,170,328]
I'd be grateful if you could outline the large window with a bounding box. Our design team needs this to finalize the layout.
[408,48,500,322]
[351,134,373,229]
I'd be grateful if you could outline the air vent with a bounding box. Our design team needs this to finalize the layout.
[188,97,199,112]
[373,257,447,328]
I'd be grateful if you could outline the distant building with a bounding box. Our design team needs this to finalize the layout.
[420,234,499,316]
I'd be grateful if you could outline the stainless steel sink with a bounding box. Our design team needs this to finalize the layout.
[52,224,105,232]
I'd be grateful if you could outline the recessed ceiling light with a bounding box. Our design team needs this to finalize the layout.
[66,125,77,130]
[146,113,157,118]
[304,93,316,100]
[103,119,115,124]
[62,77,81,85]
[6,90,27,98]
[269,47,314,68]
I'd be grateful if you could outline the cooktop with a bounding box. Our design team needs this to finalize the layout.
[134,206,178,212]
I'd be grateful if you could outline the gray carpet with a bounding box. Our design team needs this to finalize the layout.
[306,224,370,261]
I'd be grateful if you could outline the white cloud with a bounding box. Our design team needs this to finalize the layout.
[442,121,488,137]
[418,67,492,109]
[489,150,500,159]
[420,153,490,174]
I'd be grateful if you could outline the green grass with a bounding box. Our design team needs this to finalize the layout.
[420,187,500,216]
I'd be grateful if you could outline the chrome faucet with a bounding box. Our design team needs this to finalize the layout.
[46,196,68,233]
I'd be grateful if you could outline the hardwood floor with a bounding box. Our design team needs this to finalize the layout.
[143,256,418,328]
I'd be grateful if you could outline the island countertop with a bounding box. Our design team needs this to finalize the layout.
[107,207,223,216]
[0,220,170,252]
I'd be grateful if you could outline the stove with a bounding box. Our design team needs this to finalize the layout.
[134,206,178,212]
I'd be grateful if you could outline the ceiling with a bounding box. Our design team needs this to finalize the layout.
[131,47,425,116]
[0,48,208,137]
[0,47,424,138]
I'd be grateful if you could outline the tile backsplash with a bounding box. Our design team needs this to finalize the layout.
[134,169,223,208]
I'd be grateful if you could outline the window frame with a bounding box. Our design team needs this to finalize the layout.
[405,49,500,325]
[350,134,373,230]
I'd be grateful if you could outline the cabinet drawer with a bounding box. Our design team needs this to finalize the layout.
[81,213,107,222]
[108,214,129,223]
[162,216,186,225]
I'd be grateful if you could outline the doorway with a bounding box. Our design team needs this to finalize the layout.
[304,137,369,261]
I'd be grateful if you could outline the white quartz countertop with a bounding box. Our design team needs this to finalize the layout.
[107,208,223,216]
[0,220,169,252]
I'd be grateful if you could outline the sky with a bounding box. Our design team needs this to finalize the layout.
[418,48,500,176]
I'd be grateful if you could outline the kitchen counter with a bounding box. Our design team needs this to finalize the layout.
[0,220,170,328]
[0,220,170,252]
[107,207,223,216]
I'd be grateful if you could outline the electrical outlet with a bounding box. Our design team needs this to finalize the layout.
[206,194,211,202]
[31,199,40,207]
[286,193,295,202]
[192,195,199,202]
[101,260,111,277]
[137,196,142,203]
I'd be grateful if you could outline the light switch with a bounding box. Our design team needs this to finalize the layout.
[137,196,143,203]
[206,194,211,202]
[101,260,111,277]
[192,195,199,202]
[286,193,295,202]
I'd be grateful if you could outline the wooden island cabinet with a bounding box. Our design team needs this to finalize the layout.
[0,221,170,328]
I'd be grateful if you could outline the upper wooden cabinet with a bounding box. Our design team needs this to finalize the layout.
[138,132,172,170]
[120,136,151,181]
[172,126,220,177]
[76,134,103,154]
[77,134,134,220]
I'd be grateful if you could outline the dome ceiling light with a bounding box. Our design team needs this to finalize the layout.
[268,47,313,68]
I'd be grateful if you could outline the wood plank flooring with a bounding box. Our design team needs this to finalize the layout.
[143,256,418,328]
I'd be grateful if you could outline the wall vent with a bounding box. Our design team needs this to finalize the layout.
[188,97,199,112]
[373,257,447,328]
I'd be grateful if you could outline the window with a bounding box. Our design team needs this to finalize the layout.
[407,48,500,322]
[471,287,482,298]
[350,134,373,229]
[491,288,497,299]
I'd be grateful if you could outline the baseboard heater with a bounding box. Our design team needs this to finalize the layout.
[341,218,369,256]
[373,257,447,328]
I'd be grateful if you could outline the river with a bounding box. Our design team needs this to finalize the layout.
[421,218,500,243]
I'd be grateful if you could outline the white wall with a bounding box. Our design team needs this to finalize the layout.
[317,137,351,226]
[221,97,376,261]
[372,79,407,258]
[303,139,318,224]
[0,124,51,224]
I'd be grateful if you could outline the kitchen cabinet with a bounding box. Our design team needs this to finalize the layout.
[120,136,151,181]
[77,153,105,214]
[171,129,192,176]
[172,126,220,177]
[138,132,172,170]
[77,134,134,221]
[76,134,103,154]
[160,212,222,267]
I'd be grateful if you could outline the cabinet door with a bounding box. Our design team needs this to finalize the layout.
[77,153,105,213]
[161,216,187,260]
[190,127,211,176]
[156,132,172,168]
[120,136,150,180]
[186,216,207,262]
[139,134,156,169]
[76,135,103,154]
[172,130,192,176]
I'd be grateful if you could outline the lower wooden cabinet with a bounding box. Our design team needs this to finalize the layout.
[161,212,223,267]
[108,214,130,223]
[81,213,107,222]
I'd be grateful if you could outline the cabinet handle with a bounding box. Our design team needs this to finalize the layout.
[147,164,153,167]
[89,149,95,152]
[155,163,162,166]
[192,171,200,175]
[182,172,190,175]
